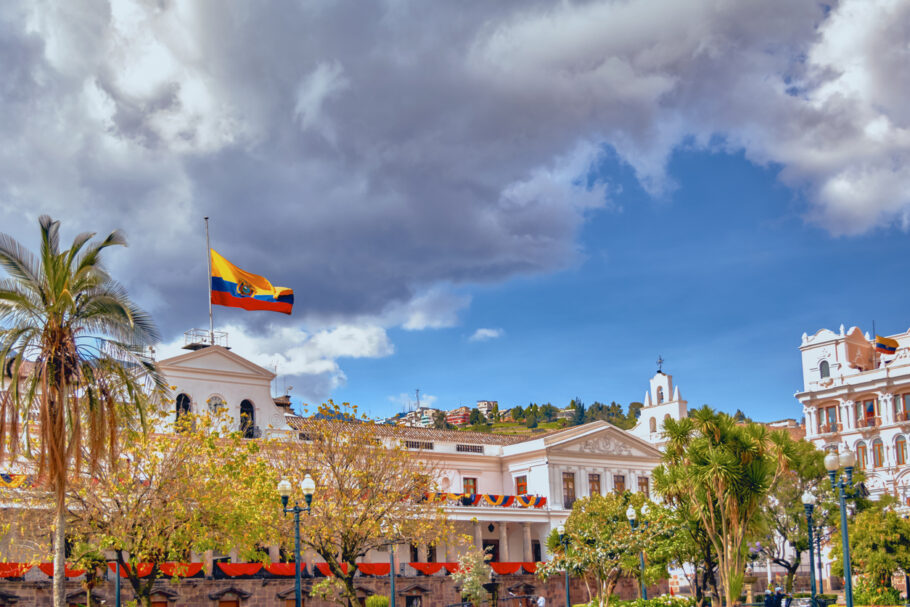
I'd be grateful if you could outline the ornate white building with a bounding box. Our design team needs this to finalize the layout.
[154,343,666,566]
[797,324,910,502]
[628,370,688,449]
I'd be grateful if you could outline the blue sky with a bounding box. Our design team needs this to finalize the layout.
[2,1,909,423]
[335,148,910,421]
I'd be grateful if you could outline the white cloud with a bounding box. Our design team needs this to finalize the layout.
[157,322,393,403]
[469,328,504,342]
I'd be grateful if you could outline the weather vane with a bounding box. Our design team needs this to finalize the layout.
[657,355,664,373]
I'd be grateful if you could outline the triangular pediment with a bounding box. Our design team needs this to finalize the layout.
[545,422,662,459]
[158,345,275,379]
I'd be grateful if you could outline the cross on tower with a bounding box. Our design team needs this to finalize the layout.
[656,355,664,373]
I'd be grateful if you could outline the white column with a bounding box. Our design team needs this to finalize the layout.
[522,522,533,562]
[881,393,894,425]
[473,521,483,550]
[499,523,510,562]
[268,545,280,563]
[417,544,428,562]
[841,400,854,431]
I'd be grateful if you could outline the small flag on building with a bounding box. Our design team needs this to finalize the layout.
[874,335,899,355]
[210,249,294,315]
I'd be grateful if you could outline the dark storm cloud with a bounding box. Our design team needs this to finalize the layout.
[1,0,909,400]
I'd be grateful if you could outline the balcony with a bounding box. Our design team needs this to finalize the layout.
[856,417,881,437]
[817,423,842,436]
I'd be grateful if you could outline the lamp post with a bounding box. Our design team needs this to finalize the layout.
[279,474,316,607]
[379,522,399,607]
[802,491,818,607]
[814,523,824,594]
[825,450,855,607]
[557,524,570,607]
[626,504,649,600]
[111,554,122,607]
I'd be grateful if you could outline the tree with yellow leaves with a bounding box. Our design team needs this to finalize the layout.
[269,402,451,607]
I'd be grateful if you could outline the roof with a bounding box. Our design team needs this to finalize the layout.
[286,416,561,446]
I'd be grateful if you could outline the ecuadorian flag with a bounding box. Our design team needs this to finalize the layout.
[210,249,294,315]
[875,335,899,355]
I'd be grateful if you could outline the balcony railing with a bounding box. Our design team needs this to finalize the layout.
[817,423,842,435]
[856,417,881,429]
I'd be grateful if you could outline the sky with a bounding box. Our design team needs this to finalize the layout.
[1,0,910,422]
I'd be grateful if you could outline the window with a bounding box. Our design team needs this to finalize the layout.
[819,360,830,378]
[825,406,838,429]
[872,439,884,468]
[589,473,601,496]
[613,474,625,494]
[532,540,541,562]
[240,399,255,438]
[456,444,484,453]
[405,597,422,607]
[856,442,868,470]
[862,399,876,420]
[896,437,906,466]
[638,476,650,497]
[562,472,576,509]
[404,441,434,450]
[463,477,477,495]
[515,475,528,495]
[649,417,657,433]
[176,393,190,420]
[657,387,664,404]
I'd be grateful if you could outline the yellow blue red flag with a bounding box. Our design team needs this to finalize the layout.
[210,249,293,315]
[875,335,899,355]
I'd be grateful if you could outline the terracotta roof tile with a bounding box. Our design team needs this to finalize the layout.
[286,416,558,446]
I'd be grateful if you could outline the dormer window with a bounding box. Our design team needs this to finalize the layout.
[819,360,830,379]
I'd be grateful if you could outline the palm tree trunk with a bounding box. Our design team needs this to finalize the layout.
[53,504,66,607]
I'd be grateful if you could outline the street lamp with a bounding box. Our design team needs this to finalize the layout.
[279,474,316,607]
[825,449,855,607]
[802,491,818,607]
[557,524,570,607]
[626,504,649,600]
[379,522,399,607]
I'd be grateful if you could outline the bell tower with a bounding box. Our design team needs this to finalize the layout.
[628,359,688,449]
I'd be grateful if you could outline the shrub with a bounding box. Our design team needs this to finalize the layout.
[614,597,696,607]
[366,596,390,607]
[853,577,902,606]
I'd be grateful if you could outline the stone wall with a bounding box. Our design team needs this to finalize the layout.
[0,573,668,606]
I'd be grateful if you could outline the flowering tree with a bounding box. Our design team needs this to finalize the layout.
[270,402,452,607]
[65,412,279,607]
[451,545,493,606]
[539,492,672,607]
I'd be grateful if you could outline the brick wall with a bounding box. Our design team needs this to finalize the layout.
[0,573,668,607]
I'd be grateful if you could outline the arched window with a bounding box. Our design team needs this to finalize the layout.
[896,436,906,466]
[175,393,190,420]
[872,439,884,468]
[819,360,830,378]
[856,441,868,470]
[649,417,657,433]
[657,387,664,404]
[240,400,255,438]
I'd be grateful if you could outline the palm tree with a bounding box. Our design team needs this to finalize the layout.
[0,216,164,607]
[654,407,793,607]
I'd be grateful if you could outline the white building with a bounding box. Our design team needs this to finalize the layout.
[628,370,688,449]
[156,342,665,565]
[797,324,910,502]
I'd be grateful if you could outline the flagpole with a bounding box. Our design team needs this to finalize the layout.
[205,217,214,345]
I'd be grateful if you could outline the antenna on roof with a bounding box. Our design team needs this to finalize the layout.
[416,388,421,409]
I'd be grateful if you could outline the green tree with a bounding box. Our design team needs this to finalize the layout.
[524,410,538,429]
[512,405,525,421]
[66,412,278,607]
[830,499,910,591]
[758,440,833,592]
[570,398,586,426]
[0,216,163,607]
[469,408,484,425]
[539,492,671,607]
[627,402,643,422]
[433,410,451,430]
[653,407,793,607]
[539,403,558,422]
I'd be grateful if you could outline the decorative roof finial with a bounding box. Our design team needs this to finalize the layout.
[657,355,664,373]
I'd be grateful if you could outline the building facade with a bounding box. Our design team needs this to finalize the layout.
[797,324,910,502]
